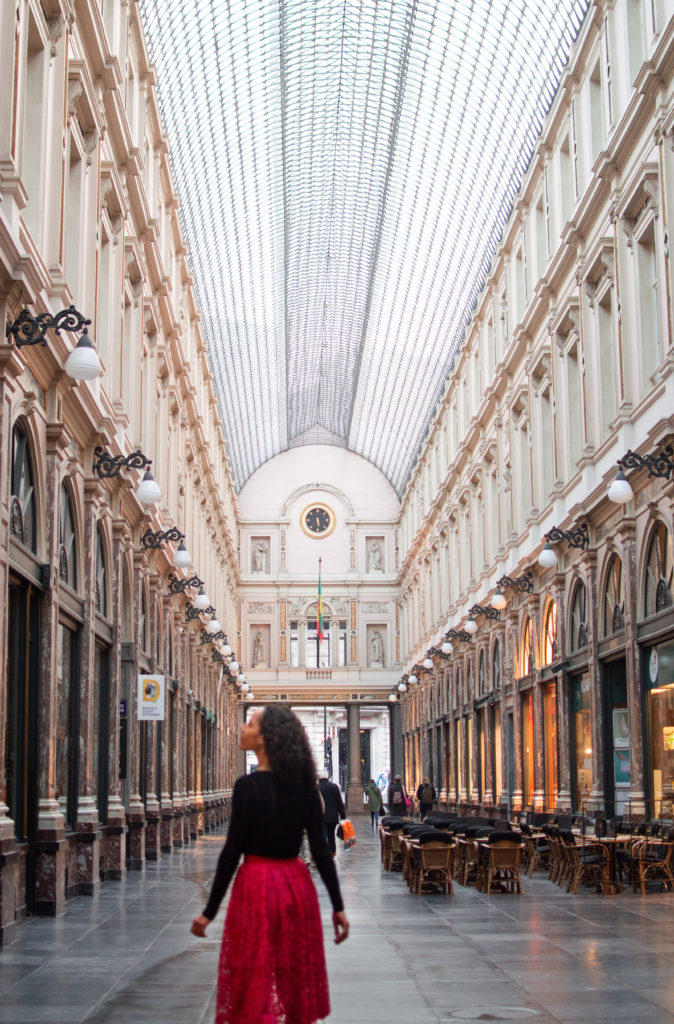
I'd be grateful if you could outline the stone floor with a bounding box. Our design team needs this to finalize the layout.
[2,817,674,1023]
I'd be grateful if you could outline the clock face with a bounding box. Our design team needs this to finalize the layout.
[300,503,336,538]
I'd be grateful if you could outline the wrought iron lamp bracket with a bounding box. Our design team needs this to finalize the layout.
[93,446,152,479]
[469,604,500,621]
[545,522,589,550]
[497,570,534,593]
[618,445,674,481]
[140,526,184,550]
[6,304,91,348]
[167,573,203,595]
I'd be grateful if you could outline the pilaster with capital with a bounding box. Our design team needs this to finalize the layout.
[618,517,646,817]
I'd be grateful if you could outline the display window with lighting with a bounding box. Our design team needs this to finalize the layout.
[572,675,592,811]
[646,642,674,819]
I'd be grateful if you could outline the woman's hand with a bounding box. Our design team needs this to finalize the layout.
[332,911,349,944]
[191,914,210,937]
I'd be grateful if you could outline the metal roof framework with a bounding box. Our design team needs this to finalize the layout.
[140,0,589,495]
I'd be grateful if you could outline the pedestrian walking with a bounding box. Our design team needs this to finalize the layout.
[364,778,385,829]
[191,706,349,1024]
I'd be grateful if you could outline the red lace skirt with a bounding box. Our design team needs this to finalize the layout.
[216,854,330,1024]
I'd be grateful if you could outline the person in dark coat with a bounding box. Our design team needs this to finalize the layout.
[387,774,410,815]
[416,777,437,819]
[318,774,346,855]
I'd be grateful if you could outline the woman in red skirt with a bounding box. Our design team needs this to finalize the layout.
[191,706,349,1024]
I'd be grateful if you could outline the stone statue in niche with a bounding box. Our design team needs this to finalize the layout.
[253,629,266,667]
[370,629,384,667]
[369,541,383,573]
[252,540,268,574]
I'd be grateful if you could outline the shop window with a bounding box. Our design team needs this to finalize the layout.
[59,484,78,589]
[543,601,558,665]
[646,641,674,818]
[569,581,588,651]
[10,423,37,552]
[644,522,673,618]
[95,528,108,617]
[603,554,624,636]
[572,675,592,810]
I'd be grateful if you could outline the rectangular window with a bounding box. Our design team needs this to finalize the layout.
[337,621,347,667]
[306,619,330,667]
[289,621,299,667]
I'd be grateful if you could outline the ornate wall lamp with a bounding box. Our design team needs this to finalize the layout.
[491,570,534,610]
[608,444,674,504]
[464,604,501,634]
[93,446,161,505]
[167,572,203,595]
[5,304,102,380]
[140,526,192,569]
[444,628,473,651]
[538,523,589,569]
[427,645,452,661]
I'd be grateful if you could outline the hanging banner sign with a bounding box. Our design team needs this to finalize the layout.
[138,674,165,721]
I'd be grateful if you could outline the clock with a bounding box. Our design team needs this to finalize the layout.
[300,503,336,538]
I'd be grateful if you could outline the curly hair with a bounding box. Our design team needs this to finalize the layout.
[259,705,317,791]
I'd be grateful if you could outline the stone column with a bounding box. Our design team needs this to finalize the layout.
[33,420,69,916]
[389,700,403,781]
[75,476,105,895]
[619,517,646,818]
[127,551,147,869]
[0,342,24,943]
[159,597,174,854]
[100,517,128,881]
[345,702,362,813]
[582,548,605,813]
[144,574,162,862]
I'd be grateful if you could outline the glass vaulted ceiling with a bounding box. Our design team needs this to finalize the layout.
[140,0,589,496]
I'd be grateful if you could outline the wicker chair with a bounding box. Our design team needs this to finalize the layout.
[477,833,523,894]
[558,831,608,895]
[410,836,454,895]
[633,838,674,894]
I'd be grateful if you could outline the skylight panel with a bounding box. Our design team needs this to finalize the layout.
[140,0,589,493]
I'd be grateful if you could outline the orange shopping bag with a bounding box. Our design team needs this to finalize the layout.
[341,819,356,849]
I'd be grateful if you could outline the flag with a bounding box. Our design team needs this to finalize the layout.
[317,558,324,641]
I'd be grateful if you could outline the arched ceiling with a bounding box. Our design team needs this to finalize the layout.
[140,0,589,496]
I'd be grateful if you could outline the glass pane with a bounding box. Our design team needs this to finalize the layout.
[140,0,590,496]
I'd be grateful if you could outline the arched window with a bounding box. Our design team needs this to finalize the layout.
[492,640,501,690]
[466,663,472,702]
[58,484,77,588]
[478,651,486,697]
[644,522,673,617]
[603,555,625,636]
[520,617,534,677]
[543,601,558,666]
[10,423,36,551]
[569,581,588,652]
[95,527,107,617]
[455,668,462,707]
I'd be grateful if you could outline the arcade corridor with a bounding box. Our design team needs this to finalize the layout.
[1,821,674,1024]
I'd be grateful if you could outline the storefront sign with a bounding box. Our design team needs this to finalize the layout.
[138,674,165,721]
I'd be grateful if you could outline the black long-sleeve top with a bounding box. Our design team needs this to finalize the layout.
[203,771,344,920]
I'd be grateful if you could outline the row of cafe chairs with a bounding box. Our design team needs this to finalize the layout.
[379,815,524,895]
